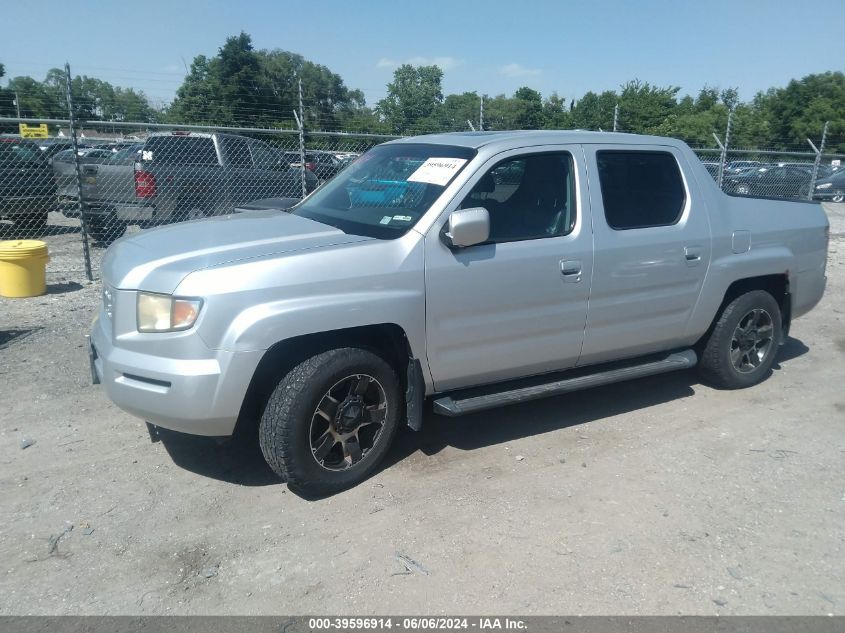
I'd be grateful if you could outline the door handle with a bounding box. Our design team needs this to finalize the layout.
[684,246,702,266]
[560,259,582,283]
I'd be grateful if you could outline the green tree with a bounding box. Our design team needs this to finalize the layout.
[511,87,544,129]
[570,90,617,130]
[169,34,365,129]
[617,80,680,133]
[169,55,222,124]
[754,72,845,149]
[437,91,481,131]
[376,64,444,134]
[541,92,571,129]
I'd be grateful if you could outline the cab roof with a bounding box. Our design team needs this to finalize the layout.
[387,130,686,151]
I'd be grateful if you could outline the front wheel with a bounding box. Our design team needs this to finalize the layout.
[832,190,845,203]
[259,347,401,496]
[698,290,782,389]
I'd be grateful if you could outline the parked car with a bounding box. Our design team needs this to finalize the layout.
[812,169,845,203]
[77,132,316,234]
[280,150,343,181]
[725,160,761,174]
[38,138,102,164]
[90,131,829,495]
[724,164,814,198]
[0,136,57,236]
[702,161,721,180]
[304,150,343,181]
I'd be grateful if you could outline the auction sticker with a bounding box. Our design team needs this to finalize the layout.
[407,158,467,186]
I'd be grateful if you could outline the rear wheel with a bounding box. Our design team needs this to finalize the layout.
[699,290,781,389]
[259,347,401,496]
[172,198,209,223]
[87,217,127,245]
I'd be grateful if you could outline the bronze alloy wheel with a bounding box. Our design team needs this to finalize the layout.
[308,373,388,471]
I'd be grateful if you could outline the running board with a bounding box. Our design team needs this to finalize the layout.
[432,349,698,417]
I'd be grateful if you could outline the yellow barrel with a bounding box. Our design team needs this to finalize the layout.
[0,240,50,298]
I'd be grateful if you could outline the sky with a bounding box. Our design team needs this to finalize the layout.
[1,0,844,109]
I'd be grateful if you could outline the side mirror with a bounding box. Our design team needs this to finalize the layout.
[442,207,490,249]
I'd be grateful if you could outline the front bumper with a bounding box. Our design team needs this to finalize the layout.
[89,314,263,437]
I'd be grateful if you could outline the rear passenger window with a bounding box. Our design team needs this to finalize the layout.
[597,151,685,230]
[143,137,218,165]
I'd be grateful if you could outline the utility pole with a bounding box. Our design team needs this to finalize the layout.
[613,103,619,132]
[14,92,21,118]
[479,95,484,132]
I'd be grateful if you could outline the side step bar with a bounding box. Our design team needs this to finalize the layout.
[432,349,698,417]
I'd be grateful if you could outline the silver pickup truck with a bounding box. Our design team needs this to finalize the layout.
[89,131,829,495]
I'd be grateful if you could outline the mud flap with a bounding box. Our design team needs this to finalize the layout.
[405,358,424,431]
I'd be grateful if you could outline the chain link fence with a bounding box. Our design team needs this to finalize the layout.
[1,95,843,281]
[0,115,398,278]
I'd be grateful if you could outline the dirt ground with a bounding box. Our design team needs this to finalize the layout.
[0,206,843,616]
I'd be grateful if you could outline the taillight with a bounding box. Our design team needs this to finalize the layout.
[135,169,156,198]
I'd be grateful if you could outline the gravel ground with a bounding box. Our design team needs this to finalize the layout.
[0,205,843,615]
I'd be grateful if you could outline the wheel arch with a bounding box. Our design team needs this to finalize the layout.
[234,323,414,437]
[696,273,791,350]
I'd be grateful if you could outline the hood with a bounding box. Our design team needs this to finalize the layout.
[102,209,372,293]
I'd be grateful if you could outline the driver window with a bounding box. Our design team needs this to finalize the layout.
[460,152,576,242]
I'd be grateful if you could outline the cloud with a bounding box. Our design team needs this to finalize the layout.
[376,56,464,71]
[406,56,463,70]
[499,63,542,78]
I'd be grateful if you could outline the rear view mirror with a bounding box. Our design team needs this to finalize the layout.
[442,207,490,249]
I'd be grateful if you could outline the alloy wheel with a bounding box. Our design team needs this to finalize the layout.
[730,308,775,373]
[309,374,388,471]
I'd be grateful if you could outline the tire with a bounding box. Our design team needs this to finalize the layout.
[698,290,782,389]
[259,347,401,496]
[832,190,844,203]
[88,218,127,245]
[172,198,209,224]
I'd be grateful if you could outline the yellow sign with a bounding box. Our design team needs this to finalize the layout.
[19,123,49,139]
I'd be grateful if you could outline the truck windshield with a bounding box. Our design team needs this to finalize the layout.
[292,143,476,239]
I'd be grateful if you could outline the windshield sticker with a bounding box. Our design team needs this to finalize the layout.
[407,157,468,186]
[393,215,413,222]
[379,216,392,225]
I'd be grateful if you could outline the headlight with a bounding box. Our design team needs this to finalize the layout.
[137,292,202,332]
[816,182,832,189]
